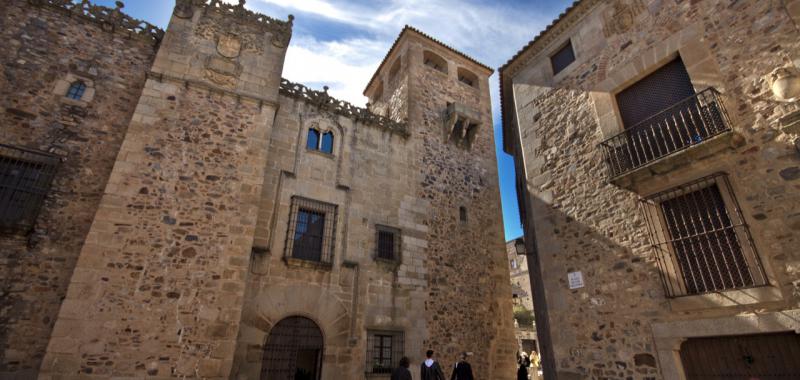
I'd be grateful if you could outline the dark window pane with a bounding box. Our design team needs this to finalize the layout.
[306,129,320,150]
[616,57,695,129]
[321,132,334,154]
[0,145,58,232]
[550,40,575,75]
[292,209,325,261]
[377,230,395,260]
[66,81,87,100]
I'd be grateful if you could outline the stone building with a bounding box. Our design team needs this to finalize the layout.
[0,0,517,378]
[501,0,800,379]
[506,239,539,356]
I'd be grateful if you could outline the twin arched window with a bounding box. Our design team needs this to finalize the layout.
[66,81,87,100]
[307,128,334,154]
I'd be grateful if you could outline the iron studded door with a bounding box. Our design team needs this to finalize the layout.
[680,332,800,379]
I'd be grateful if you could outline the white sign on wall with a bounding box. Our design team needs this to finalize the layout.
[568,271,585,289]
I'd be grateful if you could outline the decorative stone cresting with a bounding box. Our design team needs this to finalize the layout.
[28,0,164,44]
[279,78,410,137]
[180,0,294,48]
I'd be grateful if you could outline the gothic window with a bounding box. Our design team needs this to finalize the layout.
[307,128,334,155]
[66,81,87,100]
[307,128,320,150]
[550,40,575,75]
[285,197,337,264]
[457,67,478,88]
[375,225,401,262]
[366,330,404,374]
[320,132,334,154]
[0,144,59,233]
[423,50,448,74]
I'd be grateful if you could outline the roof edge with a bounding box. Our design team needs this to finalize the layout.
[499,0,597,154]
[363,25,494,96]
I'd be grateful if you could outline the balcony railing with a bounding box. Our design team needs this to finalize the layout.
[599,88,732,178]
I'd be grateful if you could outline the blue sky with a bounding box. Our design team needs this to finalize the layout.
[95,0,573,241]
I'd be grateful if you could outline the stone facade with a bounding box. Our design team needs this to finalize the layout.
[506,240,539,355]
[0,1,516,379]
[501,0,800,379]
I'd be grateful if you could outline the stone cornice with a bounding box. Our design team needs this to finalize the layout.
[280,79,410,138]
[28,0,165,45]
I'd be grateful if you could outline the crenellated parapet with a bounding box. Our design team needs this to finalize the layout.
[175,0,293,48]
[27,0,164,45]
[279,78,410,137]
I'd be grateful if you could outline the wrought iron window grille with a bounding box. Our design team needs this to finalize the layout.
[365,330,405,374]
[0,144,60,234]
[375,225,401,262]
[600,87,733,178]
[640,173,767,298]
[284,196,337,265]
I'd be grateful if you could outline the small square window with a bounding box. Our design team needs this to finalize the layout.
[550,40,575,75]
[375,225,401,262]
[66,81,87,100]
[366,330,404,374]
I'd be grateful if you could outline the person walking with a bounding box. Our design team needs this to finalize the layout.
[421,350,446,380]
[391,357,412,380]
[450,352,474,380]
[530,351,541,380]
[517,351,530,380]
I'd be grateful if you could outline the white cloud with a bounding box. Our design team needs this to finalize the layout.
[246,0,559,108]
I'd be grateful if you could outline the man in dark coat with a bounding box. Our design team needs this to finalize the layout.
[391,357,412,380]
[421,350,446,380]
[450,352,474,380]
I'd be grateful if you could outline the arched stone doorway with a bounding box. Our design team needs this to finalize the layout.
[261,316,324,380]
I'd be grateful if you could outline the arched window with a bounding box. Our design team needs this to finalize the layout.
[66,81,87,100]
[457,67,478,88]
[307,128,320,150]
[320,132,334,154]
[423,50,448,74]
[388,57,401,82]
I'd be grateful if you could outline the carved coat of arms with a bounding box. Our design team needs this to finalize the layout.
[217,34,242,58]
[603,0,645,37]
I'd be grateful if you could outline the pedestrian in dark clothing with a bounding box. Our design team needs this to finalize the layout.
[421,350,446,380]
[450,352,474,380]
[517,352,530,380]
[391,357,412,380]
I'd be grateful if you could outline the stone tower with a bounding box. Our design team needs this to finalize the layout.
[39,1,292,377]
[365,27,518,379]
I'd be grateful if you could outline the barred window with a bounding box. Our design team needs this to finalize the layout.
[366,330,404,374]
[550,40,575,75]
[66,81,87,100]
[0,144,59,233]
[285,197,337,264]
[375,225,401,261]
[641,173,767,297]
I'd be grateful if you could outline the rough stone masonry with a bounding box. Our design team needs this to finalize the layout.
[501,0,800,379]
[0,0,517,379]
